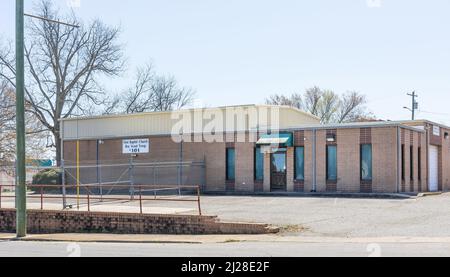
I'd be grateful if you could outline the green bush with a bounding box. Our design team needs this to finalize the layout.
[32,169,62,192]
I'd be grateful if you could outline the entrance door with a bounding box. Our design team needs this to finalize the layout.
[270,150,287,191]
[429,145,439,192]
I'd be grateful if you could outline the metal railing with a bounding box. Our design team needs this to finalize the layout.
[0,184,202,215]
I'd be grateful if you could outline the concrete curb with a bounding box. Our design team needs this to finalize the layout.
[417,192,443,197]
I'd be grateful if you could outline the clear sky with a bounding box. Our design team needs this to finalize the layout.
[1,0,450,125]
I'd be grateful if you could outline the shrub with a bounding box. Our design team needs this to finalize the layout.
[31,169,62,193]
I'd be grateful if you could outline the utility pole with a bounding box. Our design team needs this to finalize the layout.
[404,91,419,121]
[15,0,26,238]
[14,1,80,238]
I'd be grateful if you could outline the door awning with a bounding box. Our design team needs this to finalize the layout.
[256,133,293,147]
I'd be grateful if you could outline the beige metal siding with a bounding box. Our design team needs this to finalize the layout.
[61,105,320,140]
[279,108,322,128]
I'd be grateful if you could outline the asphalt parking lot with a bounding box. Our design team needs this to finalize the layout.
[198,193,450,238]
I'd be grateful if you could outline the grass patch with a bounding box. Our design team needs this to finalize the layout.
[279,224,308,234]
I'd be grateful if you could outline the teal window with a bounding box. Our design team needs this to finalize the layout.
[295,147,305,180]
[254,147,264,180]
[326,145,337,181]
[360,144,372,181]
[226,148,235,180]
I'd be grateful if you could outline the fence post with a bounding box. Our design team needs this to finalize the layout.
[197,185,202,216]
[87,188,90,212]
[14,159,17,209]
[139,186,143,214]
[61,159,67,209]
[40,186,43,210]
[129,156,135,200]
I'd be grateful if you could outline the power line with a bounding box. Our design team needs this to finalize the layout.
[24,13,80,28]
[418,110,450,116]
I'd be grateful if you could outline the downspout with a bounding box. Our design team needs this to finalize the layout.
[312,128,317,192]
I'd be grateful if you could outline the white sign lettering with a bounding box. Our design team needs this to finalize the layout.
[122,139,149,154]
[433,126,441,136]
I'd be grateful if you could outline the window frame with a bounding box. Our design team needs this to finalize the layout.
[326,145,338,182]
[401,144,405,182]
[410,145,414,181]
[294,146,305,181]
[418,147,421,181]
[360,144,373,182]
[226,148,236,181]
[254,146,264,181]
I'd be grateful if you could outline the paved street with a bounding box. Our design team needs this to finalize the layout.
[2,193,450,256]
[1,240,450,257]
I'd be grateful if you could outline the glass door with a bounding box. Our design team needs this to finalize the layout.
[270,149,287,191]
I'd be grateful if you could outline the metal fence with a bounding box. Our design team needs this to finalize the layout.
[0,184,202,215]
[62,159,206,195]
[0,159,206,213]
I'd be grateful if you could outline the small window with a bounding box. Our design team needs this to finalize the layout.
[295,147,305,180]
[410,146,414,181]
[326,145,337,181]
[360,144,372,181]
[226,148,235,181]
[401,145,405,181]
[254,147,264,181]
[418,147,421,181]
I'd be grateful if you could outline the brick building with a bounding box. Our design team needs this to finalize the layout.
[60,105,450,194]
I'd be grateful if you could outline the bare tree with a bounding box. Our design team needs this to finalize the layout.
[335,91,371,123]
[0,81,49,168]
[304,86,323,116]
[317,90,340,123]
[265,93,303,109]
[266,87,372,124]
[0,81,16,164]
[106,64,196,114]
[0,0,125,164]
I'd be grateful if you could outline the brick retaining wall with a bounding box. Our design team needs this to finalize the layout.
[0,209,278,235]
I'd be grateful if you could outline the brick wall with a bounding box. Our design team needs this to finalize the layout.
[63,126,428,195]
[442,128,450,191]
[372,127,398,193]
[337,129,360,193]
[235,141,255,192]
[315,130,327,192]
[0,209,278,235]
[419,133,428,192]
[303,130,314,192]
[286,147,295,192]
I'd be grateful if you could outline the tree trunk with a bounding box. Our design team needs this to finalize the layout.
[54,128,61,167]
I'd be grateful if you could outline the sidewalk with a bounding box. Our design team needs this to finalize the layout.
[2,233,450,244]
